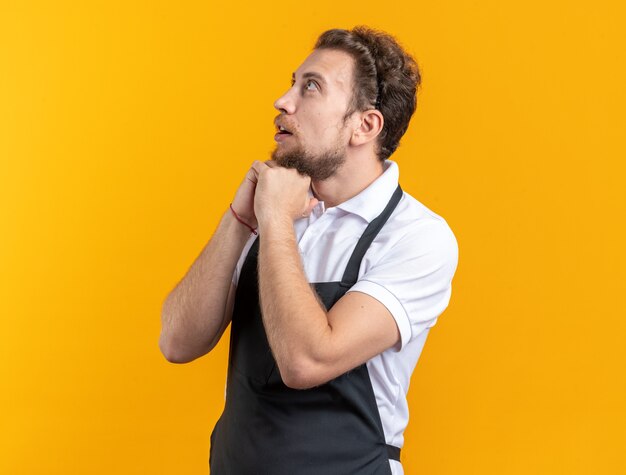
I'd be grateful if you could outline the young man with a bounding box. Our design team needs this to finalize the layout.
[160,26,459,475]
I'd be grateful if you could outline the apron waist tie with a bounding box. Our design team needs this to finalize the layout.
[386,444,401,462]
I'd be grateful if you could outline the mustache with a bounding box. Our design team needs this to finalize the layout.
[274,116,298,134]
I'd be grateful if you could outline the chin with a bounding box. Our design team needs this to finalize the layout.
[271,146,300,165]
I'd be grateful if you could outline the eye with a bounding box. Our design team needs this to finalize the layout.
[304,79,318,91]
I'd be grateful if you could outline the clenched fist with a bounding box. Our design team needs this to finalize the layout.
[251,161,319,226]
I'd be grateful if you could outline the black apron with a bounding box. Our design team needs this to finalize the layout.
[210,184,404,475]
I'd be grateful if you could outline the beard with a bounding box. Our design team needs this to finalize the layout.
[271,140,347,182]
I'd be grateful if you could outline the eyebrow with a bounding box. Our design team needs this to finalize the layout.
[292,71,327,86]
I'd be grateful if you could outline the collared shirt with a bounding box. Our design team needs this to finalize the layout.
[231,159,459,475]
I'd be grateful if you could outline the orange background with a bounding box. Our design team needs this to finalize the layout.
[1,1,625,473]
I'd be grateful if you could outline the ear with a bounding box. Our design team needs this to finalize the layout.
[349,109,384,147]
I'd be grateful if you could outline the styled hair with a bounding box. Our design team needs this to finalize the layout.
[315,26,421,161]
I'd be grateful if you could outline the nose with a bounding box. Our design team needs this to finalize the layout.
[274,87,296,114]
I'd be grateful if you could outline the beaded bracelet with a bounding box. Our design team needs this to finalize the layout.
[229,203,258,235]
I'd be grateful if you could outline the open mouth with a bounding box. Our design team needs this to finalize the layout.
[276,125,293,136]
[274,124,294,142]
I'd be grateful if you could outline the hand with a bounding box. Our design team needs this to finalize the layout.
[251,161,319,227]
[230,161,279,228]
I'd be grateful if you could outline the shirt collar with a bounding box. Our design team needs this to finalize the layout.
[308,160,399,223]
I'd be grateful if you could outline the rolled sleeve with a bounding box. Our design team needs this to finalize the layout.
[349,279,413,349]
[347,219,459,350]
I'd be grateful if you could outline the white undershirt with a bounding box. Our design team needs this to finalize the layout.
[231,159,459,474]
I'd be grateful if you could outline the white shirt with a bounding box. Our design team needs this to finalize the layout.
[231,159,459,474]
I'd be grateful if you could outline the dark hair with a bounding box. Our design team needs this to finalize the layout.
[315,26,421,161]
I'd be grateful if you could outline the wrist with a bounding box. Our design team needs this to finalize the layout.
[257,212,293,235]
[228,204,258,235]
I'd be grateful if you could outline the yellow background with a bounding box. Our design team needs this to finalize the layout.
[1,0,625,473]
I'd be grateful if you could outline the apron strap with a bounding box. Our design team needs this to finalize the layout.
[340,184,403,288]
[386,444,401,461]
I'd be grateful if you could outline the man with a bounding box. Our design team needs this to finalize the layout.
[160,26,459,475]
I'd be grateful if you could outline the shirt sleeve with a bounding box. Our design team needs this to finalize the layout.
[347,218,459,350]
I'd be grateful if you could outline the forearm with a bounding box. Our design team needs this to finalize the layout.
[160,209,252,363]
[258,216,331,385]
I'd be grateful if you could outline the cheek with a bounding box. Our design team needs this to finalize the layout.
[315,115,343,137]
[300,108,345,144]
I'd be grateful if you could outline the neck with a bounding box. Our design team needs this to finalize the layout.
[311,155,385,209]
